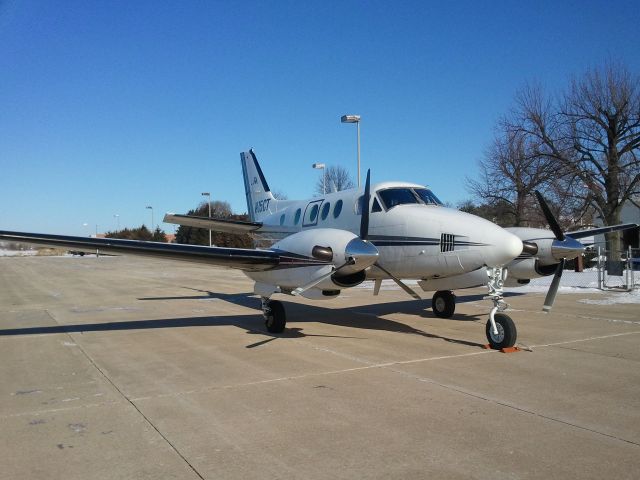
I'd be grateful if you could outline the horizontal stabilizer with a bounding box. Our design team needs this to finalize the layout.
[567,223,638,240]
[163,213,300,235]
[163,213,262,234]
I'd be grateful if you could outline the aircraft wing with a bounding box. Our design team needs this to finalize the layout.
[566,223,638,240]
[163,213,299,235]
[0,230,325,272]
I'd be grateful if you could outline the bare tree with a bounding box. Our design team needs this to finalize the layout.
[467,126,557,227]
[511,62,640,254]
[201,200,232,217]
[315,165,355,195]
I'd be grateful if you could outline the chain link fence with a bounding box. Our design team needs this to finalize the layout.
[528,247,638,292]
[596,246,639,291]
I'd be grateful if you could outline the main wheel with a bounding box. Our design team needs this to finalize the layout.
[485,313,517,349]
[432,290,456,318]
[264,300,286,333]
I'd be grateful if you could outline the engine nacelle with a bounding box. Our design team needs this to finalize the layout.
[507,257,558,280]
[248,228,377,292]
[272,228,358,266]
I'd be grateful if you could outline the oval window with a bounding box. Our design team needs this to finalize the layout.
[310,204,319,222]
[279,214,285,225]
[321,202,330,220]
[294,208,301,224]
[333,200,343,218]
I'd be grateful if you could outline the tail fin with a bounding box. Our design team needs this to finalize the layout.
[240,150,276,221]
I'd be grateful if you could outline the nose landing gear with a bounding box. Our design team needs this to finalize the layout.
[485,267,517,349]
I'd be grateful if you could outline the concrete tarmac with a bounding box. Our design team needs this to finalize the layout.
[1,255,639,479]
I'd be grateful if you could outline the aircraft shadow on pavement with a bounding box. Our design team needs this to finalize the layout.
[0,288,524,349]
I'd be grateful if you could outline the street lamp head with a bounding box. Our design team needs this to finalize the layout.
[201,192,210,196]
[146,206,152,209]
[312,163,326,169]
[341,114,361,123]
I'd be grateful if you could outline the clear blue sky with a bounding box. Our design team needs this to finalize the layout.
[1,0,639,235]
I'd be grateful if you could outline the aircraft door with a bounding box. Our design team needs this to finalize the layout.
[302,200,323,227]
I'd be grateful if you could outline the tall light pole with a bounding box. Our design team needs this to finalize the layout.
[201,192,212,247]
[145,206,154,233]
[341,114,361,187]
[114,214,120,231]
[312,163,326,194]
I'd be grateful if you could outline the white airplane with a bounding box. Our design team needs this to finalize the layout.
[1,150,528,348]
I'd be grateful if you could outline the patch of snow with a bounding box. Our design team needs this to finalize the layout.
[578,289,640,305]
[0,249,38,257]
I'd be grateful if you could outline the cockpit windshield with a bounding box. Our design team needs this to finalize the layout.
[414,188,443,205]
[378,188,419,209]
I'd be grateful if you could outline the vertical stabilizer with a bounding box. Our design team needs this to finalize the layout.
[240,150,277,221]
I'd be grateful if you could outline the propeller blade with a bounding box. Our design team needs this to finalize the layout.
[373,278,382,296]
[360,169,371,240]
[291,259,355,296]
[373,263,421,300]
[542,259,565,312]
[534,190,565,241]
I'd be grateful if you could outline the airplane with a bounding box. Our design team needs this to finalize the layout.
[2,150,538,349]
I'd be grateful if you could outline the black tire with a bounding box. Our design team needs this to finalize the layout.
[432,290,456,318]
[485,313,517,349]
[265,300,286,333]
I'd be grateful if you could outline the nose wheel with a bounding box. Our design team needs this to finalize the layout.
[485,312,516,349]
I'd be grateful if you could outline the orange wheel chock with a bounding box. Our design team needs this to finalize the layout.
[482,344,522,353]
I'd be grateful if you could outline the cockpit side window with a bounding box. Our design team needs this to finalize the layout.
[372,197,382,213]
[414,188,443,205]
[378,188,419,210]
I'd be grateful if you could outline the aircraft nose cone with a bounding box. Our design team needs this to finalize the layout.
[484,227,523,267]
[345,238,379,269]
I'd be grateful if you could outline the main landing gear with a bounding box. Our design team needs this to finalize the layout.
[484,267,517,349]
[261,297,286,333]
[432,290,456,318]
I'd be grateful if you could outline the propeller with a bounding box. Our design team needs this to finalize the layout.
[534,190,581,311]
[291,258,356,295]
[543,259,565,312]
[292,170,378,296]
[534,191,565,241]
[373,263,422,300]
[360,170,371,240]
[360,169,422,300]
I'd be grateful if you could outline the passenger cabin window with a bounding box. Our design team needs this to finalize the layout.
[310,204,319,222]
[333,199,343,218]
[321,202,330,220]
[414,188,443,205]
[378,188,419,210]
[279,214,285,225]
[372,198,382,213]
[294,208,301,225]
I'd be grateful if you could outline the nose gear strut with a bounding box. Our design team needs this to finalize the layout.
[484,266,517,349]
